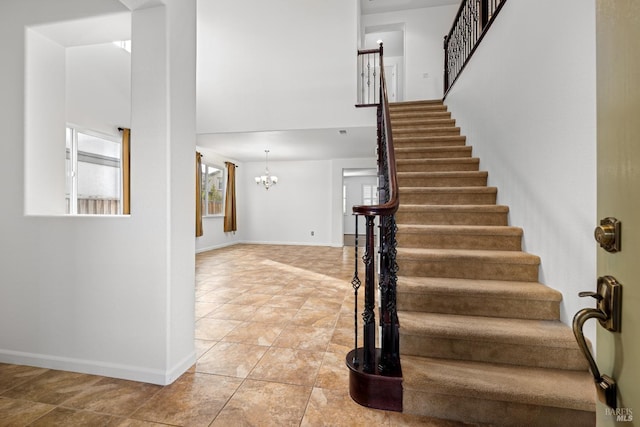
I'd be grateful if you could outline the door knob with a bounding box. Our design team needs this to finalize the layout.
[573,276,623,409]
[594,217,621,253]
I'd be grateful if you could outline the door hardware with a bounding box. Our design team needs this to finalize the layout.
[594,217,621,253]
[573,276,622,409]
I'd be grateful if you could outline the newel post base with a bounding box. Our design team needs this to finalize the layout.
[346,348,402,412]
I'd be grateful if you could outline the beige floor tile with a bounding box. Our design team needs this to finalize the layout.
[301,387,390,427]
[210,379,311,427]
[132,373,241,427]
[194,301,219,318]
[0,397,55,426]
[220,321,284,346]
[291,308,339,328]
[29,407,117,426]
[2,370,101,405]
[248,347,323,387]
[204,303,257,321]
[387,411,482,427]
[250,306,300,324]
[315,351,350,390]
[61,377,161,417]
[262,295,308,310]
[195,317,242,340]
[0,364,48,394]
[194,339,217,359]
[328,327,356,354]
[272,326,333,352]
[226,292,274,306]
[196,342,268,378]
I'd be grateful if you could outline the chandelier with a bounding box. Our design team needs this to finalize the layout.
[254,150,278,190]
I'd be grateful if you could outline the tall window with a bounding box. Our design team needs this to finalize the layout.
[66,127,122,215]
[362,184,379,206]
[201,163,225,216]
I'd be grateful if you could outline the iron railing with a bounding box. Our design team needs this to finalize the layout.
[444,0,507,96]
[356,48,382,107]
[348,43,402,411]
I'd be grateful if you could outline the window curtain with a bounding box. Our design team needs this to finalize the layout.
[196,152,203,237]
[120,127,131,215]
[224,162,237,233]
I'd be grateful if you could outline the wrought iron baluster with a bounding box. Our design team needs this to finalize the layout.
[351,214,361,366]
[362,215,376,373]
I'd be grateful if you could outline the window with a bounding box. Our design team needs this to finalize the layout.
[201,163,225,216]
[362,184,379,206]
[66,127,123,215]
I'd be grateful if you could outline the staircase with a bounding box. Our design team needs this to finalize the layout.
[390,100,596,426]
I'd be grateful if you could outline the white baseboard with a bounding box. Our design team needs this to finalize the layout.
[0,348,195,386]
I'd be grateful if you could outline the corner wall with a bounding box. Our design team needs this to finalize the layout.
[0,0,196,385]
[445,1,597,341]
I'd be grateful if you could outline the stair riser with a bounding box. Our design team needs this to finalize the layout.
[396,211,508,226]
[396,150,471,160]
[403,391,595,427]
[393,139,466,149]
[397,176,487,187]
[400,335,587,370]
[397,293,560,320]
[401,192,497,205]
[394,129,461,137]
[397,258,539,281]
[396,232,521,250]
[390,112,451,120]
[389,105,447,113]
[396,161,479,173]
[392,119,456,128]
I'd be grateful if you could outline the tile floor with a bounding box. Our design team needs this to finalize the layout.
[0,244,471,426]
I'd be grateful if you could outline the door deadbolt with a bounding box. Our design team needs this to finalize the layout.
[594,217,621,253]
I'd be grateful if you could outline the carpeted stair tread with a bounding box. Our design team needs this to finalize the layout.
[395,146,472,159]
[396,276,561,320]
[389,102,447,113]
[394,127,461,137]
[391,100,445,107]
[390,111,452,120]
[401,356,596,413]
[396,248,540,281]
[397,171,488,188]
[396,204,509,226]
[396,224,522,250]
[396,158,480,172]
[398,311,583,351]
[398,276,561,303]
[397,248,540,265]
[393,135,467,148]
[400,186,497,205]
[391,118,456,128]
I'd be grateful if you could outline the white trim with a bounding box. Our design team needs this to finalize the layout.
[0,349,194,386]
[195,241,239,254]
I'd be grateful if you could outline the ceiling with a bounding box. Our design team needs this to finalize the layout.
[361,0,460,15]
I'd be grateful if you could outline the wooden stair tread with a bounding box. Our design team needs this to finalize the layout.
[402,356,595,412]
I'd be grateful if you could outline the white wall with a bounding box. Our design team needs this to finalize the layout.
[195,147,244,252]
[66,42,131,135]
[196,0,373,134]
[0,0,197,385]
[24,29,67,215]
[445,0,597,341]
[343,174,378,234]
[362,4,459,101]
[240,159,333,246]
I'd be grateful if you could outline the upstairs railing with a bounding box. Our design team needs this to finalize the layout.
[348,43,402,411]
[444,0,507,96]
[356,48,382,107]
